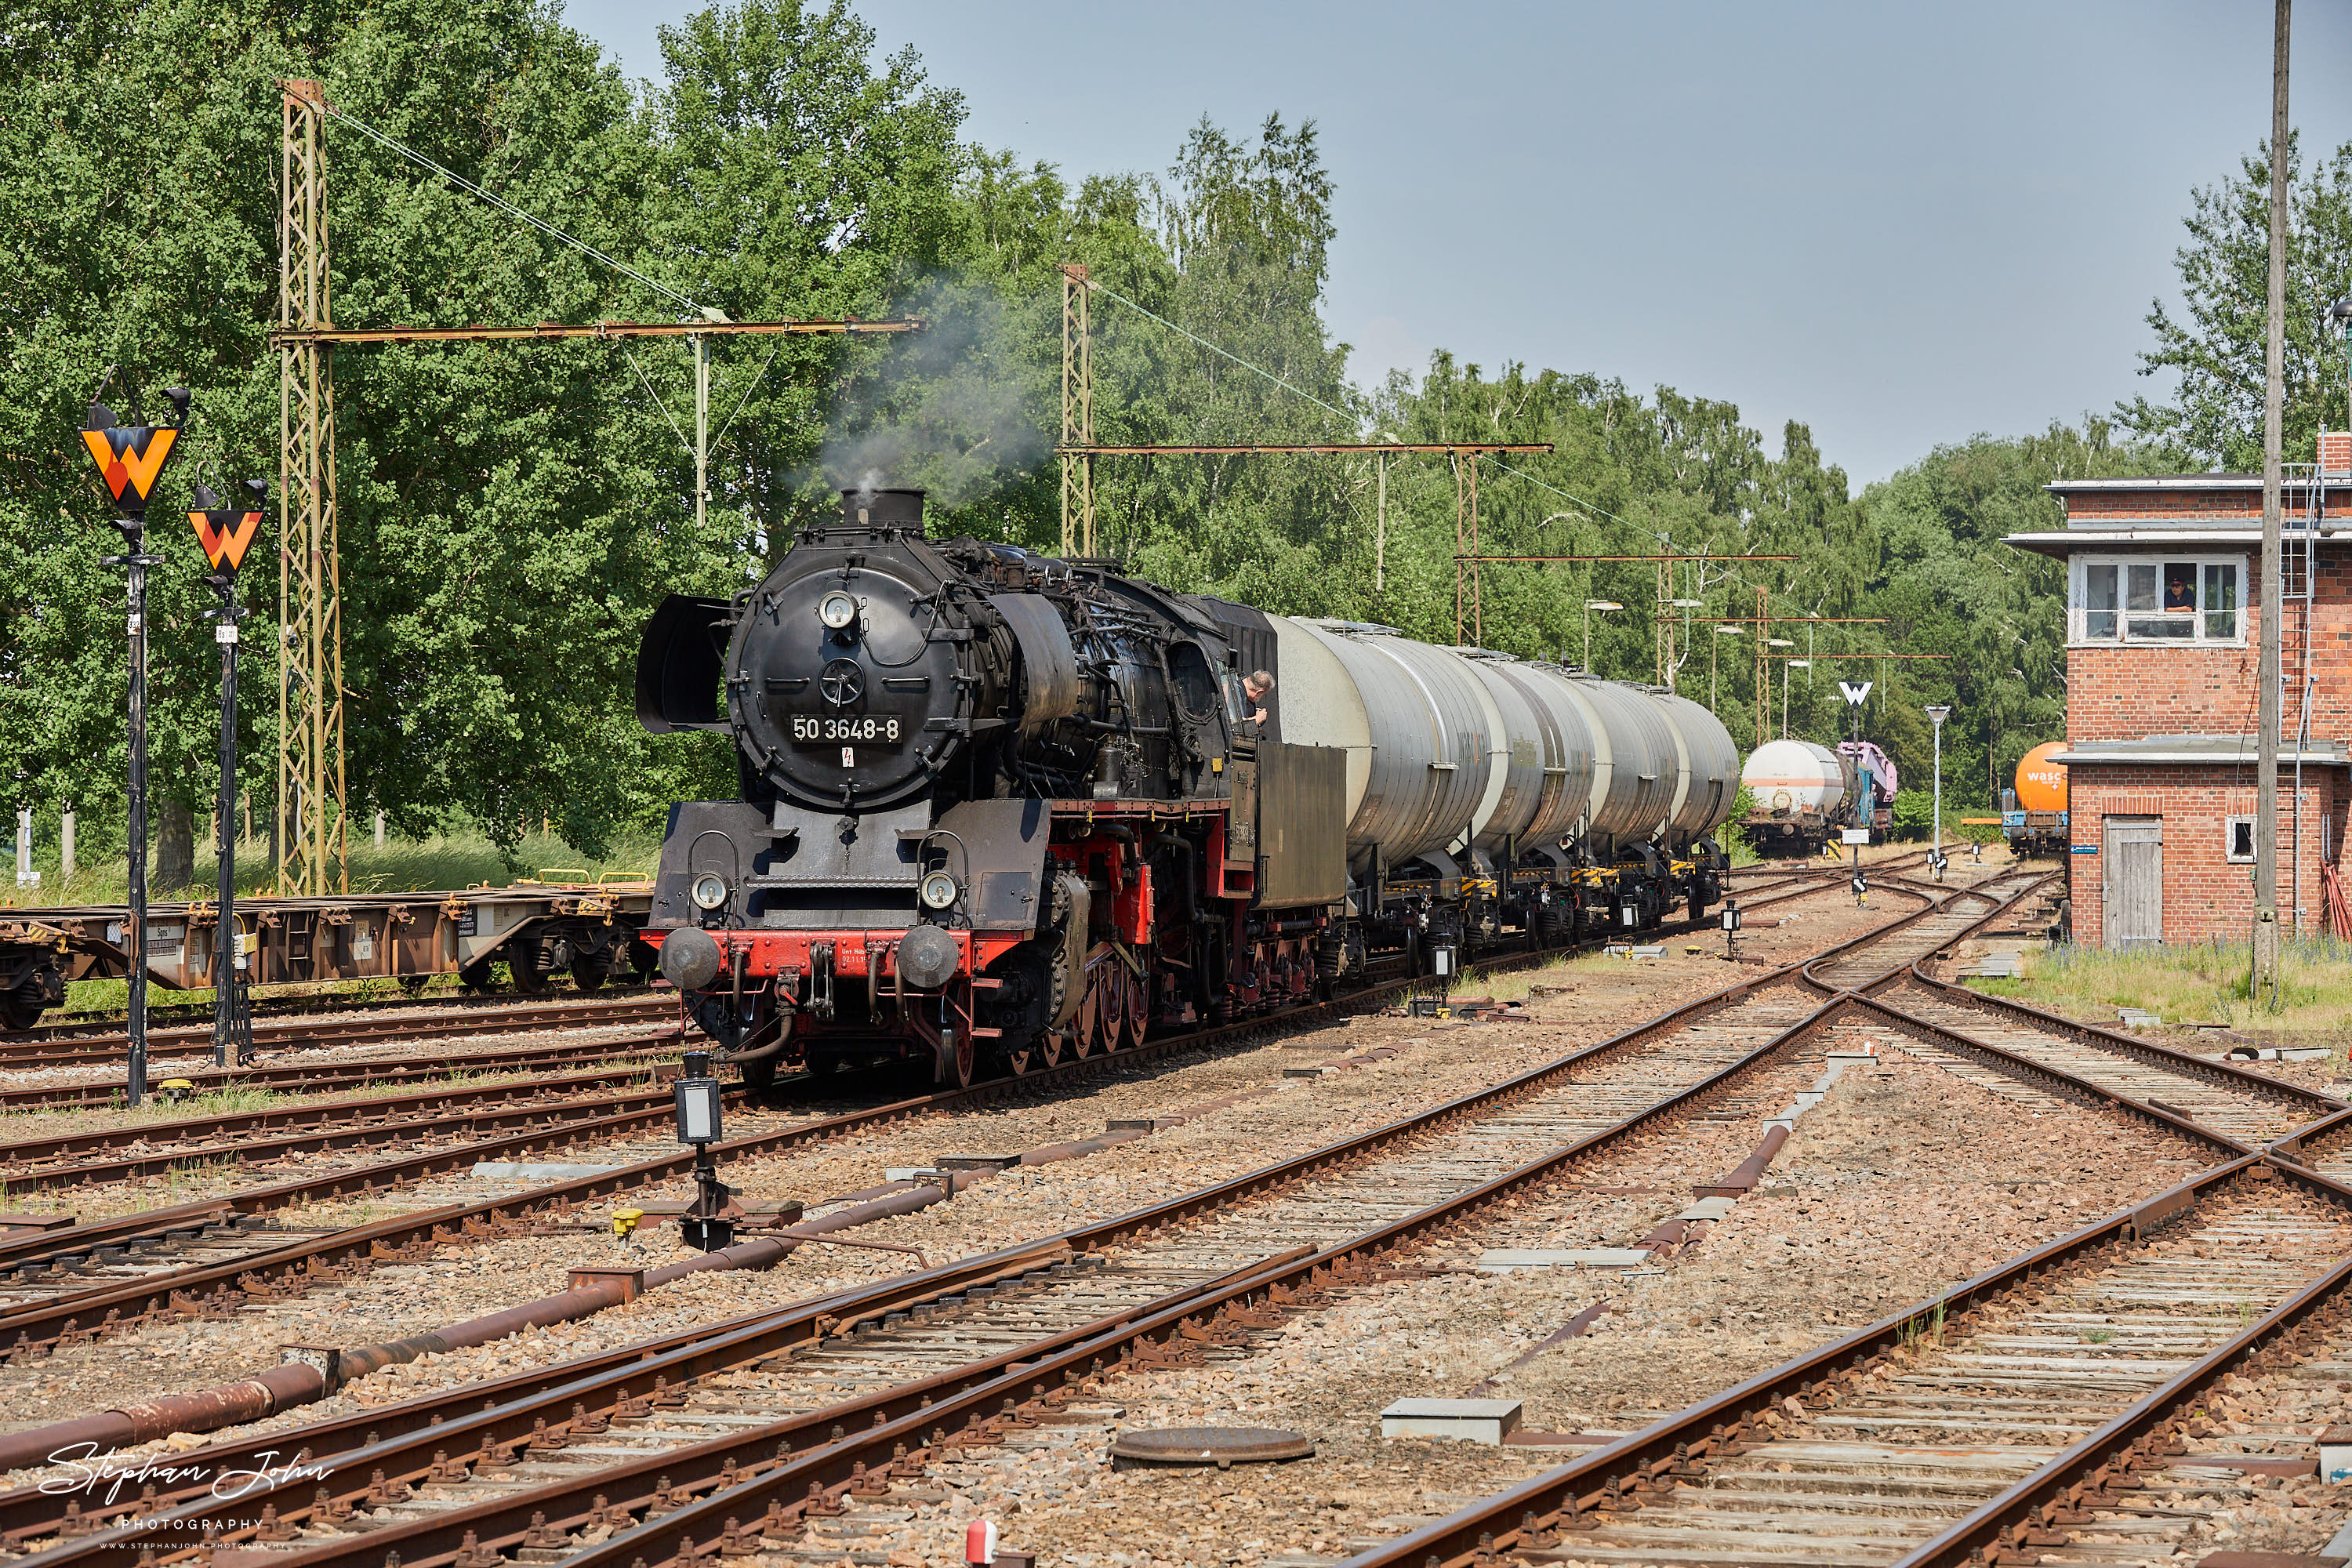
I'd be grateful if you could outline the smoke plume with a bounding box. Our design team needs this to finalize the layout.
[815,277,1049,508]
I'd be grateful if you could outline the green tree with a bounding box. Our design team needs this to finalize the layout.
[0,0,975,872]
[2117,136,2352,469]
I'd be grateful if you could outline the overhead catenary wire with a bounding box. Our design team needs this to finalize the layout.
[319,101,703,318]
[1084,278,1864,659]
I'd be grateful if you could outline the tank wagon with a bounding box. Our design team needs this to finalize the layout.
[2003,741,2069,855]
[1737,738,1896,855]
[634,486,1738,1088]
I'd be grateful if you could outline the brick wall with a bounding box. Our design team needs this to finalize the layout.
[2065,764,2346,947]
[2056,483,2352,522]
[2067,557,2352,740]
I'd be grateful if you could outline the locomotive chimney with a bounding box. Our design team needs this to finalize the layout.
[840,485,926,529]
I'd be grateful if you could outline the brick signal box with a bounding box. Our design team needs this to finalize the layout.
[2005,446,2352,949]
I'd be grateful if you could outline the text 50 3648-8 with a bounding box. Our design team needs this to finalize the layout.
[792,716,899,742]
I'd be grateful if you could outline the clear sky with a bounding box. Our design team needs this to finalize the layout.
[565,0,2352,485]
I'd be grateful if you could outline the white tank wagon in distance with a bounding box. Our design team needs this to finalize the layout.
[1737,737,1897,857]
[1269,618,1738,964]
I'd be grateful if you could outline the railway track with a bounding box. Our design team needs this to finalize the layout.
[0,1032,684,1112]
[0,860,1865,1211]
[1798,869,2049,993]
[1872,983,2335,1148]
[1341,1156,2352,1568]
[0,1068,689,1196]
[1307,883,2352,1567]
[0,869,2009,1563]
[0,994,677,1071]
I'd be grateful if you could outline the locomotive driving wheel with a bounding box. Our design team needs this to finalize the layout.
[1124,958,1149,1045]
[1072,953,1107,1058]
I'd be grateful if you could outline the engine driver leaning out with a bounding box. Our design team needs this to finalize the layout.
[1243,669,1275,725]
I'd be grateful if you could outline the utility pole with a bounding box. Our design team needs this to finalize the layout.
[1060,263,1094,557]
[2255,0,2290,1005]
[694,331,708,535]
[1925,704,1951,881]
[1755,587,1768,750]
[278,78,346,898]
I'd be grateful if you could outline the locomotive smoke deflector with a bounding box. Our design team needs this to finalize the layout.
[635,594,735,733]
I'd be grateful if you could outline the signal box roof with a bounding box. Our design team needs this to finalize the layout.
[2005,472,2352,558]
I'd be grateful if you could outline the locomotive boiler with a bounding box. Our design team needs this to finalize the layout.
[634,487,1737,1088]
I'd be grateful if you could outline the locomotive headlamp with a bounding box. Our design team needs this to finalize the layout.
[690,872,730,911]
[919,870,960,911]
[818,591,858,630]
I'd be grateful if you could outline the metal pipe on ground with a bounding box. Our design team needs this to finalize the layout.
[0,1189,971,1472]
[1693,1123,1790,1196]
[0,1109,1140,1468]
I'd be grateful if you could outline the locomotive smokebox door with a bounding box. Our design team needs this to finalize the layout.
[727,559,962,811]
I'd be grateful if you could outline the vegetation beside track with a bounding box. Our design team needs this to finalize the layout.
[1972,935,2352,1044]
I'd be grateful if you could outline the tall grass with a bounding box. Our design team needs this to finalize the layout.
[1976,935,2352,1035]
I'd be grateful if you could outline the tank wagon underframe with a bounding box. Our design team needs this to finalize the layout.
[635,486,1740,1088]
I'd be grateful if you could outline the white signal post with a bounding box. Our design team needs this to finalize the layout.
[1840,680,1875,887]
[1924,704,1952,882]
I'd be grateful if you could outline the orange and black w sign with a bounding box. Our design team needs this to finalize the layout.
[81,424,179,514]
[189,506,262,572]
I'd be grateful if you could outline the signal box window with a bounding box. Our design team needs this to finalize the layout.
[2226,816,2256,864]
[2072,557,2242,644]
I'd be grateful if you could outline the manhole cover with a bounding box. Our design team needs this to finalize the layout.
[1108,1426,1315,1470]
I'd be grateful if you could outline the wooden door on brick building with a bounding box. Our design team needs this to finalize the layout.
[2103,816,2163,950]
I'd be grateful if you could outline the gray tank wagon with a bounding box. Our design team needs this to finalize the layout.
[1271,619,1738,958]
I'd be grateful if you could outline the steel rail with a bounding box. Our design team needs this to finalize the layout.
[0,862,1911,1381]
[0,1033,681,1112]
[2,985,658,1044]
[0,891,1795,1356]
[1813,990,2255,1163]
[0,1081,684,1193]
[0,1237,1083,1548]
[0,994,676,1069]
[1886,945,2345,1118]
[1333,1153,2349,1568]
[1331,869,2352,1568]
[0,1090,775,1345]
[31,884,1963,1566]
[1890,1158,2352,1565]
[550,883,2066,1568]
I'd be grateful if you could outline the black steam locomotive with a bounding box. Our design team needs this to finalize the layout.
[635,488,1737,1088]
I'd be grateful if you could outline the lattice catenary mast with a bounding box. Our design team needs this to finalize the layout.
[278,79,345,895]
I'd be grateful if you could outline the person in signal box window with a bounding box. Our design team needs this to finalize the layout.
[1243,670,1275,727]
[2164,571,2194,612]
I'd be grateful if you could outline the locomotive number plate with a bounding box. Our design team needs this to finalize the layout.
[791,716,901,742]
